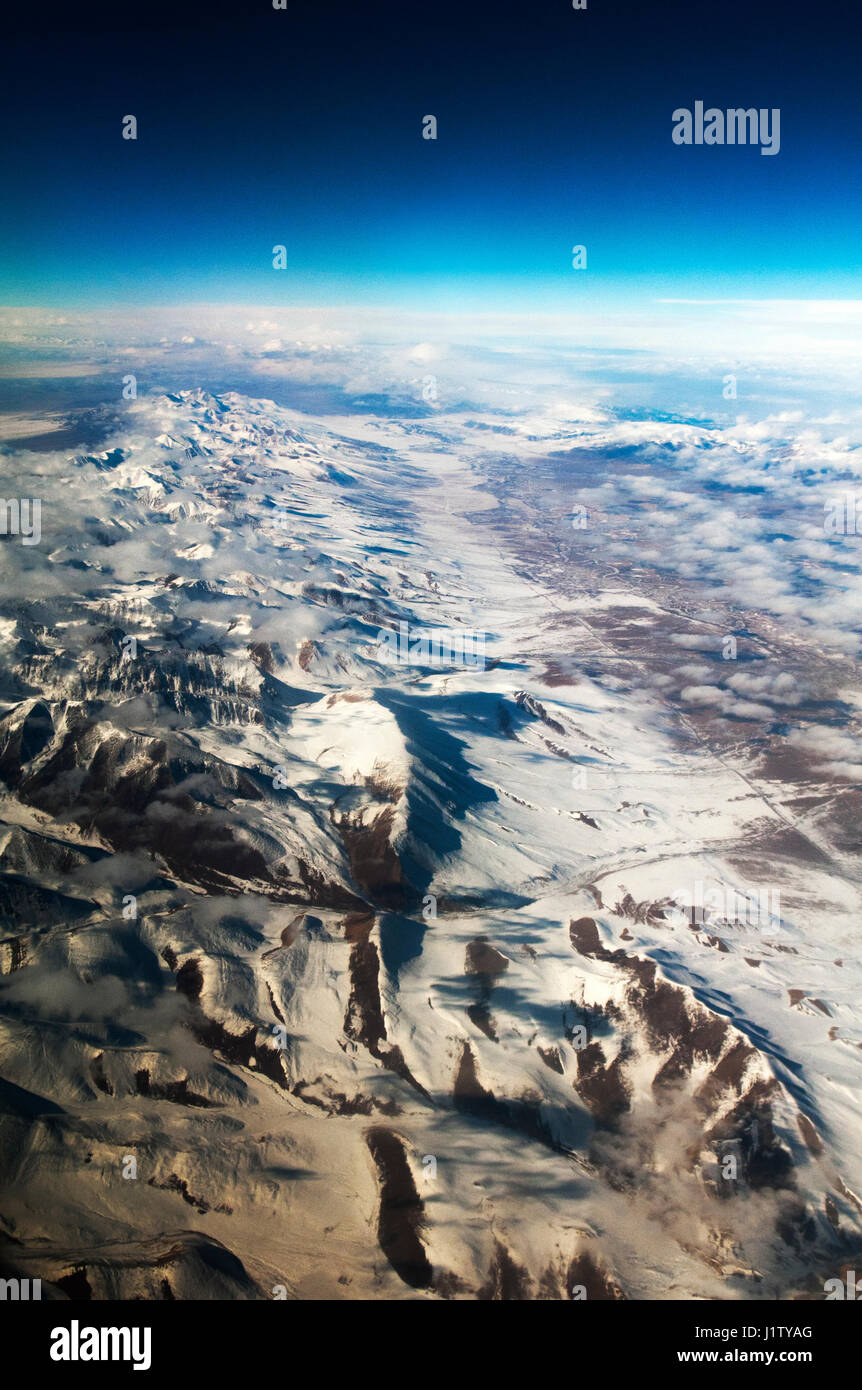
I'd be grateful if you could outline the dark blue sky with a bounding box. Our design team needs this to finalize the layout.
[2,0,860,307]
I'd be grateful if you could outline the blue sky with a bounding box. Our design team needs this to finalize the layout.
[1,0,860,309]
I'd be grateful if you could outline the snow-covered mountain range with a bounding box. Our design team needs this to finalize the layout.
[1,364,861,1300]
